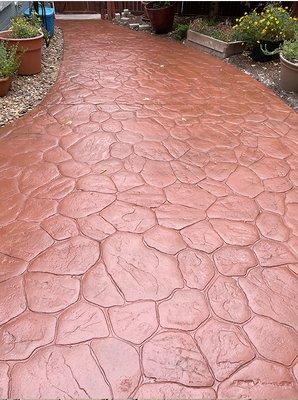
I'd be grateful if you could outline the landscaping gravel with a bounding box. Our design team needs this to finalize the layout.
[0,26,63,127]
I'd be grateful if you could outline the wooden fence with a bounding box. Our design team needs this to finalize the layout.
[54,1,297,17]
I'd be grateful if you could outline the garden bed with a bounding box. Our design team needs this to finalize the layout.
[0,26,63,127]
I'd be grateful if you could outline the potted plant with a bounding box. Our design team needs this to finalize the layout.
[145,2,176,34]
[187,19,243,58]
[280,39,298,92]
[233,4,297,62]
[0,14,43,75]
[262,37,298,92]
[0,42,19,97]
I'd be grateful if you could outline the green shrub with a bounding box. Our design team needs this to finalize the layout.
[282,38,298,63]
[233,4,298,48]
[0,42,19,78]
[173,23,189,41]
[190,18,238,42]
[10,14,42,39]
[150,2,172,10]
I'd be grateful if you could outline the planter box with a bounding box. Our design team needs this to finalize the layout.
[280,54,298,92]
[186,30,243,58]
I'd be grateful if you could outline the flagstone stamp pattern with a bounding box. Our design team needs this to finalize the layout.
[0,20,297,399]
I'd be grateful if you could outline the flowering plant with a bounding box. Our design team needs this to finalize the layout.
[233,5,297,47]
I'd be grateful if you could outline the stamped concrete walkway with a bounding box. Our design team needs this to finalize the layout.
[0,20,298,399]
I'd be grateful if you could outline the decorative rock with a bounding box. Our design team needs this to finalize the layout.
[243,315,298,365]
[214,246,257,276]
[101,200,156,233]
[239,267,298,329]
[29,236,99,275]
[109,301,158,344]
[178,249,214,289]
[83,261,124,306]
[25,272,80,313]
[143,332,214,386]
[56,301,109,344]
[195,319,254,381]
[159,288,209,330]
[218,360,298,399]
[208,276,251,323]
[0,311,56,360]
[138,24,151,30]
[91,338,141,398]
[58,190,115,218]
[181,220,223,253]
[102,232,183,301]
[10,344,111,398]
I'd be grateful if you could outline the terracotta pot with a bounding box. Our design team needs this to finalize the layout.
[145,2,175,34]
[0,30,43,75]
[280,54,298,92]
[0,76,12,97]
[250,40,282,62]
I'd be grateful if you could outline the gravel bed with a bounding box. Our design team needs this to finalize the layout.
[0,26,63,127]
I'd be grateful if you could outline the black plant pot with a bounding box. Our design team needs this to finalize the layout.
[250,40,283,62]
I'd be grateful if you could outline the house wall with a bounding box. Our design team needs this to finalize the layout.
[0,1,29,30]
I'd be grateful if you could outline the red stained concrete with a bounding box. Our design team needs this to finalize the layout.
[0,20,297,399]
